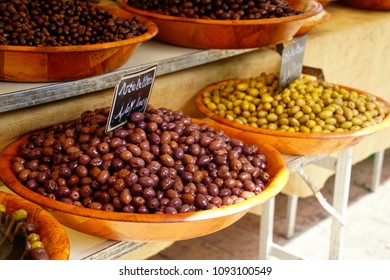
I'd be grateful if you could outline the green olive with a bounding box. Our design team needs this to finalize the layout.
[236,82,249,92]
[267,113,278,122]
[300,126,311,133]
[311,125,323,133]
[267,123,278,130]
[306,119,317,129]
[351,117,363,126]
[298,114,310,124]
[12,208,28,221]
[289,118,300,127]
[341,121,353,129]
[343,107,353,120]
[261,94,273,103]
[31,241,45,250]
[319,110,333,120]
[278,118,290,126]
[206,102,217,111]
[247,88,259,97]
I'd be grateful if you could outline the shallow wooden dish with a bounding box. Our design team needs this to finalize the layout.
[339,0,390,10]
[195,80,390,155]
[0,119,289,242]
[295,9,331,36]
[0,191,70,260]
[119,0,322,49]
[0,7,158,82]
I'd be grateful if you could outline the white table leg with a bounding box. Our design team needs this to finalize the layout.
[329,147,353,260]
[370,150,385,192]
[286,195,298,239]
[259,197,275,260]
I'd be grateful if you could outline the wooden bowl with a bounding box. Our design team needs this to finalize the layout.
[119,0,323,49]
[195,80,390,155]
[0,191,70,260]
[0,119,289,242]
[339,0,390,10]
[0,7,158,82]
[295,9,331,36]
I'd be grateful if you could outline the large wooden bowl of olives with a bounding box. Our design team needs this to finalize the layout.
[0,2,158,82]
[194,73,390,155]
[119,0,323,49]
[0,107,289,241]
[339,0,390,10]
[0,191,70,260]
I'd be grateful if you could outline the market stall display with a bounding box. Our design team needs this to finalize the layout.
[0,1,158,82]
[194,73,390,155]
[0,107,289,242]
[119,0,322,49]
[0,191,70,260]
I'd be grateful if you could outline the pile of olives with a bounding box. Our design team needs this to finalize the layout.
[126,0,301,20]
[0,0,148,46]
[201,73,389,133]
[0,204,49,260]
[11,106,271,214]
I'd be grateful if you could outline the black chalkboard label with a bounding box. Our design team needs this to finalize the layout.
[277,35,307,90]
[106,65,157,132]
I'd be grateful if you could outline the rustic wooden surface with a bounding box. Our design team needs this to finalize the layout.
[118,0,323,49]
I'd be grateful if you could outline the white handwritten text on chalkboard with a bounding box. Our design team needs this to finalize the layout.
[106,65,157,132]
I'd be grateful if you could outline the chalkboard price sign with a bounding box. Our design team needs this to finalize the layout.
[277,35,307,90]
[106,65,157,132]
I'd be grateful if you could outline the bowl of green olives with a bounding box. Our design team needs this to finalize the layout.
[195,73,390,155]
[119,0,323,49]
[0,191,70,260]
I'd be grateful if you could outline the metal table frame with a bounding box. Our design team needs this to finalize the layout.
[259,148,354,260]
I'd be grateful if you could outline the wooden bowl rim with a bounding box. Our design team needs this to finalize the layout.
[0,6,158,53]
[0,191,70,260]
[119,0,323,26]
[194,78,390,141]
[0,119,289,224]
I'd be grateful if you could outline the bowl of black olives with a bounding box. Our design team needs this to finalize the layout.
[0,191,70,260]
[0,106,289,241]
[0,0,158,82]
[119,0,323,49]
